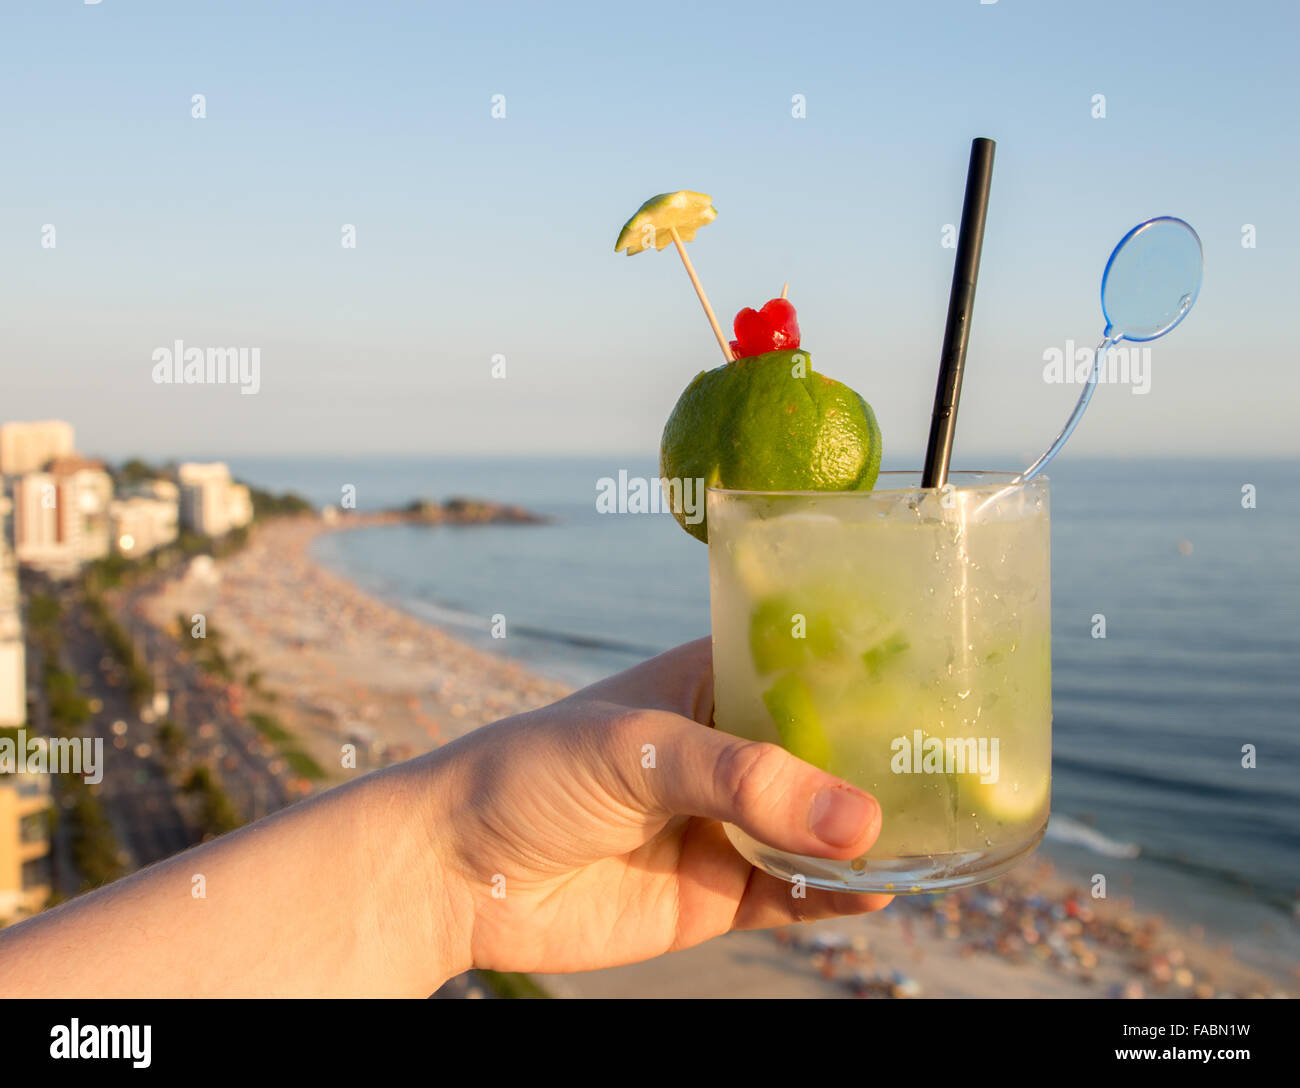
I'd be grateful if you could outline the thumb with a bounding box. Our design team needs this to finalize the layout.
[636,714,882,860]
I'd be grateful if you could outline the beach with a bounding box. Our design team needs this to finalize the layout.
[134,515,1294,999]
[136,516,571,775]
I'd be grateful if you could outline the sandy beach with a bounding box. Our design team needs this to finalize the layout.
[134,516,1294,999]
[137,516,571,776]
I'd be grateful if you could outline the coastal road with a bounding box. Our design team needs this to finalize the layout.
[58,598,198,870]
[115,578,290,820]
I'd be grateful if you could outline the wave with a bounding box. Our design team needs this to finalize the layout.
[400,597,663,658]
[1045,813,1141,858]
[1046,815,1296,914]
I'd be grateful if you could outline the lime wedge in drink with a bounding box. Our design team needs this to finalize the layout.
[749,594,839,674]
[762,672,831,769]
[964,774,1050,824]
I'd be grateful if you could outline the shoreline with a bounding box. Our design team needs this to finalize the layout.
[134,515,1294,998]
[137,516,572,772]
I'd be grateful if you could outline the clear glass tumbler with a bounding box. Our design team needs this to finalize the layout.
[708,471,1051,893]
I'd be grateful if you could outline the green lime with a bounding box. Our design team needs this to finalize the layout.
[761,672,832,769]
[961,773,1050,824]
[615,191,717,255]
[749,594,839,674]
[660,349,882,541]
[862,631,910,678]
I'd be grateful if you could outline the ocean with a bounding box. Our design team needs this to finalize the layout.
[226,453,1300,967]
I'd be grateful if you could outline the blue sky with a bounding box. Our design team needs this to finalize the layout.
[1,0,1296,463]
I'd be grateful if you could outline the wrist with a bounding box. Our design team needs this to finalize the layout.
[362,750,476,994]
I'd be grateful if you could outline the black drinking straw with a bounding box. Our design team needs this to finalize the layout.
[921,137,996,489]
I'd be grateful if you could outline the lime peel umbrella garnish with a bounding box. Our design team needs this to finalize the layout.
[615,191,735,362]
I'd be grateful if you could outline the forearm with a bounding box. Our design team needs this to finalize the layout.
[0,754,472,997]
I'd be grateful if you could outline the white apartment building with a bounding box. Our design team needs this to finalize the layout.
[111,478,180,556]
[9,456,113,573]
[178,462,253,537]
[0,420,74,476]
[110,495,180,557]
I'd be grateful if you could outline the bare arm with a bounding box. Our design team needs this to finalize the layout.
[0,758,470,997]
[0,640,886,997]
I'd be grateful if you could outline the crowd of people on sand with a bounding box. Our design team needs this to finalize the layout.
[154,519,571,761]
[770,860,1290,999]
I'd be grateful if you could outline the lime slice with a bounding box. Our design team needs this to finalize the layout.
[762,673,831,769]
[615,191,717,256]
[749,594,838,674]
[862,631,909,678]
[965,774,1049,823]
[730,534,783,598]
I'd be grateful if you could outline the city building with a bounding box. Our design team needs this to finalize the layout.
[178,462,253,537]
[9,456,113,574]
[227,482,253,530]
[0,494,24,728]
[110,491,180,557]
[0,420,74,475]
[125,478,180,504]
[0,773,52,925]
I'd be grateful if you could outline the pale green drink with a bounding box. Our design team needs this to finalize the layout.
[708,471,1051,893]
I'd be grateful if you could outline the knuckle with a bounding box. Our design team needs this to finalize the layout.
[716,740,789,813]
[605,706,661,747]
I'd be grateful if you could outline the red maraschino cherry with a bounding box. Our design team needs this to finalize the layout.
[729,294,801,359]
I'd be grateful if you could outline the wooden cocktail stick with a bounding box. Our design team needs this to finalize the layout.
[668,225,734,362]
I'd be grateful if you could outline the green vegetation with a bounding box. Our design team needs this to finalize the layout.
[176,526,248,561]
[476,971,551,999]
[247,712,325,780]
[112,458,173,488]
[82,551,134,591]
[44,661,91,728]
[176,615,236,681]
[3,734,122,893]
[81,591,153,710]
[281,749,325,780]
[182,766,243,838]
[61,776,126,890]
[21,632,127,892]
[248,712,291,743]
[24,590,64,658]
[154,719,185,766]
[244,484,313,519]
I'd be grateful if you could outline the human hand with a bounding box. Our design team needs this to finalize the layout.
[425,638,892,977]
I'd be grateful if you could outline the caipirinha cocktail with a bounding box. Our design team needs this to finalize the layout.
[709,474,1051,892]
[614,190,1050,893]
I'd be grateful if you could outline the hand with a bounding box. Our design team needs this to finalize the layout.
[427,638,892,977]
